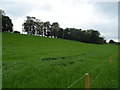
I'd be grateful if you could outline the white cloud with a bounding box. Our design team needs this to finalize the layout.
[26,2,96,28]
[13,17,24,32]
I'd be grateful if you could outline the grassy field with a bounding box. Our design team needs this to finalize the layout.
[2,32,118,88]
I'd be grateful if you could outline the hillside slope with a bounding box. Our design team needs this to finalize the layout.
[2,32,118,88]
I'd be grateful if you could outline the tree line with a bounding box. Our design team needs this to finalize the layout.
[22,16,106,44]
[2,9,114,44]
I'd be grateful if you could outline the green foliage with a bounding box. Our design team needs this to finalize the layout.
[109,39,116,44]
[3,32,118,88]
[1,9,13,32]
[22,16,105,44]
[51,22,60,38]
[22,16,37,35]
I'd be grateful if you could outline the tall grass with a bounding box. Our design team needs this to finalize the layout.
[2,32,118,88]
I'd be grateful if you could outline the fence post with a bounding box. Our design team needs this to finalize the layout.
[85,73,90,90]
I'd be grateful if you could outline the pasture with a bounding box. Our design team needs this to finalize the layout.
[2,32,118,88]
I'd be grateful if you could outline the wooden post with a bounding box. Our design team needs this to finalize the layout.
[85,73,90,90]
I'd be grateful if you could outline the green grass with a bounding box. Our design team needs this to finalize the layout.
[2,32,118,88]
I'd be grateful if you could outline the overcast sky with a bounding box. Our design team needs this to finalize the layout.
[0,0,119,42]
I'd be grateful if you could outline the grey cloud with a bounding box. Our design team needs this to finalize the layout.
[0,2,32,18]
[94,2,118,18]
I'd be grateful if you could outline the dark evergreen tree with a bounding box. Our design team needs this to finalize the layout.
[1,9,13,32]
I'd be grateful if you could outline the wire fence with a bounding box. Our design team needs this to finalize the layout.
[67,74,84,88]
[90,68,105,87]
[67,52,116,88]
